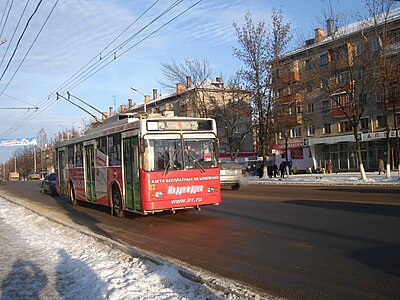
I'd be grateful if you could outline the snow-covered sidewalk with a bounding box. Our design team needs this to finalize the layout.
[0,196,265,300]
[246,172,400,186]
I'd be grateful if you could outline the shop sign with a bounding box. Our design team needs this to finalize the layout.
[362,130,400,141]
[275,142,305,149]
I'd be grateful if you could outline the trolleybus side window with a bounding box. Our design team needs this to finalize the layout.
[67,145,74,168]
[76,143,83,167]
[96,137,107,156]
[108,133,121,166]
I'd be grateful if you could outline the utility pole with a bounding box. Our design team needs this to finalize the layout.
[34,146,37,173]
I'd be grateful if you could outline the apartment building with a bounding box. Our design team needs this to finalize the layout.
[273,8,400,172]
[126,77,254,159]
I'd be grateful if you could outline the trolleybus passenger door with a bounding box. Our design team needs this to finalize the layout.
[58,150,66,195]
[85,145,96,201]
[123,137,141,211]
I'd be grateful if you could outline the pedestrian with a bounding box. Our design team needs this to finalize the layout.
[326,159,332,174]
[279,161,286,178]
[273,164,278,177]
[257,165,264,178]
[267,165,273,178]
[378,158,385,175]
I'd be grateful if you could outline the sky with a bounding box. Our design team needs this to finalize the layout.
[0,0,398,163]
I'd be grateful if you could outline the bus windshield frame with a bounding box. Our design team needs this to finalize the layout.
[142,134,218,173]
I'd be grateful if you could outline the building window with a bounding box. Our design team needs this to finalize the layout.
[290,127,301,138]
[360,118,369,131]
[339,120,352,132]
[305,59,312,70]
[332,93,350,107]
[307,125,315,136]
[307,103,314,113]
[319,53,328,66]
[371,36,381,52]
[356,68,364,80]
[372,92,381,103]
[282,86,291,96]
[339,71,350,84]
[359,94,367,106]
[376,115,387,128]
[322,100,330,111]
[323,123,331,134]
[234,126,240,134]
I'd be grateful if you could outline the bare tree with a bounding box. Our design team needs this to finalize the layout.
[365,0,400,179]
[159,58,214,118]
[208,75,253,159]
[159,58,212,90]
[233,10,291,177]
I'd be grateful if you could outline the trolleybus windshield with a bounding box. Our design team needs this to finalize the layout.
[143,136,218,172]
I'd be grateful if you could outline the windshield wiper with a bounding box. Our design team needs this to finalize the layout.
[163,149,178,176]
[185,148,205,173]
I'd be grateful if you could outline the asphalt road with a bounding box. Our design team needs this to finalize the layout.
[1,181,399,299]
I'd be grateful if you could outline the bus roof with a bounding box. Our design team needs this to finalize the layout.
[55,113,216,148]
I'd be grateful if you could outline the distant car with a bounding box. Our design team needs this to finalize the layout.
[40,173,57,196]
[220,161,243,190]
[28,172,41,180]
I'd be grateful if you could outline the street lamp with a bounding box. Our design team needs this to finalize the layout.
[131,86,146,113]
[0,40,6,46]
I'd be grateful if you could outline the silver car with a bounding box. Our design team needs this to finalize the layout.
[220,161,242,190]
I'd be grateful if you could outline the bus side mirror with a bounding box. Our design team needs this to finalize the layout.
[215,138,220,158]
[139,138,145,153]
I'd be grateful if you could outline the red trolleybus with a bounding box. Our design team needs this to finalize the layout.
[55,113,221,217]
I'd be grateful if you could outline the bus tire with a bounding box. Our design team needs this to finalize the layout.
[112,187,124,218]
[69,184,78,206]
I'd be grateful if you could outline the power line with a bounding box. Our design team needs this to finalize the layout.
[2,0,203,137]
[0,0,13,42]
[66,0,197,91]
[1,92,38,108]
[57,0,184,94]
[0,0,43,83]
[0,0,31,70]
[0,0,59,97]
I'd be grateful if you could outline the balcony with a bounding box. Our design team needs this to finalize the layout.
[283,113,302,125]
[276,93,301,104]
[278,70,300,84]
[331,106,354,118]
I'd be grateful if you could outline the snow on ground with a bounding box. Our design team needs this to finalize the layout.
[245,172,400,185]
[0,196,261,300]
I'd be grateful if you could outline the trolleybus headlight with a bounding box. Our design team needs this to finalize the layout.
[207,187,217,193]
[154,191,164,198]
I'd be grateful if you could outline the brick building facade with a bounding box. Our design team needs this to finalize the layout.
[273,8,400,172]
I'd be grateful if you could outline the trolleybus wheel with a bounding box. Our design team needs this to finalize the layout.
[112,188,124,218]
[69,184,78,206]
